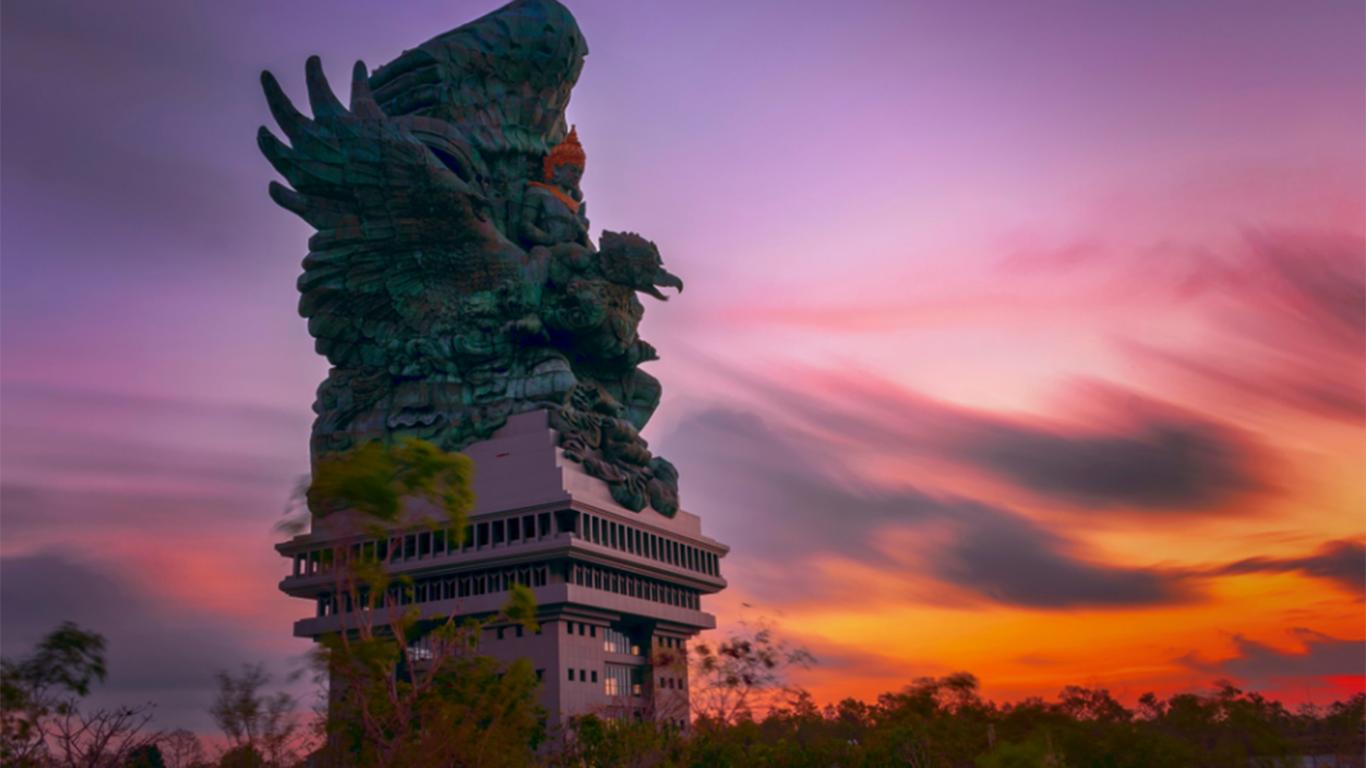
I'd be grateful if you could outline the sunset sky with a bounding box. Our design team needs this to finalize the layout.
[2,0,1362,735]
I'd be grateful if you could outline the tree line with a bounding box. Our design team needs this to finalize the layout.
[2,618,1361,767]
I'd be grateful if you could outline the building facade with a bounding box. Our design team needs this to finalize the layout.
[276,411,727,728]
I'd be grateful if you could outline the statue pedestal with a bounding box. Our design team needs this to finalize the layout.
[277,410,727,727]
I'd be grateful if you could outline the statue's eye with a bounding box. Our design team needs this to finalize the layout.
[426,145,470,182]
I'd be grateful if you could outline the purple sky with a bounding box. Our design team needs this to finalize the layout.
[3,0,1363,736]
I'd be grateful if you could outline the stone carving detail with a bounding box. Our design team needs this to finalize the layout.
[258,0,683,515]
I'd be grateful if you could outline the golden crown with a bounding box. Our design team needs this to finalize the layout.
[543,125,586,179]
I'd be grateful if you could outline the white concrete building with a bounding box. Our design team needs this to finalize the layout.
[276,410,728,729]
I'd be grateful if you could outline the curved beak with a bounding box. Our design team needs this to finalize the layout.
[644,267,684,301]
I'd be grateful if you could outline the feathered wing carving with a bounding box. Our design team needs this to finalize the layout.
[258,58,519,369]
[259,0,686,516]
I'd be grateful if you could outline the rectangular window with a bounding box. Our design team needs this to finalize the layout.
[418,532,431,557]
[492,520,505,545]
[508,518,520,541]
[538,512,551,537]
[568,668,575,682]
[433,532,445,555]
[477,523,489,548]
[462,525,473,550]
[523,515,535,540]
[579,669,587,682]
[604,628,633,655]
[605,663,631,698]
[591,670,598,683]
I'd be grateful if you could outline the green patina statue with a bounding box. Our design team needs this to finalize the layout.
[258,0,684,515]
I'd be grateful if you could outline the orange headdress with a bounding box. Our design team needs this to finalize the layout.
[543,125,586,180]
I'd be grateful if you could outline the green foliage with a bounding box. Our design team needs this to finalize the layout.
[976,734,1066,768]
[306,437,474,529]
[125,743,168,768]
[218,744,267,768]
[503,583,540,634]
[548,715,687,768]
[546,677,1363,768]
[318,637,544,767]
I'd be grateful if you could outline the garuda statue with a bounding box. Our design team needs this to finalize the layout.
[257,0,684,515]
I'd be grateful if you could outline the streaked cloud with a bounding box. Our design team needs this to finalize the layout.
[661,406,1194,609]
[1209,540,1365,598]
[1183,629,1366,695]
[708,365,1269,513]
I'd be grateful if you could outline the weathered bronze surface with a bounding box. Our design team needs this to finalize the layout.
[259,0,683,515]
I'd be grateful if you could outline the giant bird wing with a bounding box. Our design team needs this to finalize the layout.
[258,58,521,368]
